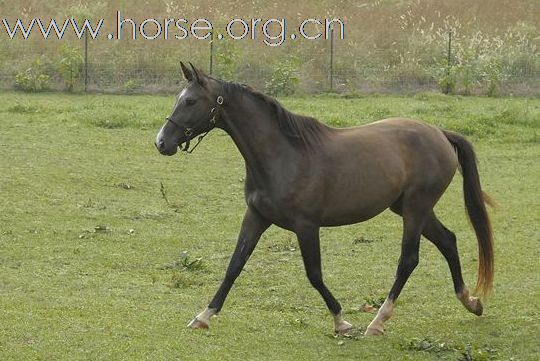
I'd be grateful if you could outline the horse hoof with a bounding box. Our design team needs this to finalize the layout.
[458,290,484,316]
[187,317,209,329]
[364,327,384,336]
[470,297,483,316]
[462,296,483,316]
[335,322,354,335]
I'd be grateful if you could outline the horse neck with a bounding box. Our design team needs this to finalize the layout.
[219,93,298,186]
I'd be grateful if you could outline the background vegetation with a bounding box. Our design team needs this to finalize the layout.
[0,0,538,95]
[0,92,538,360]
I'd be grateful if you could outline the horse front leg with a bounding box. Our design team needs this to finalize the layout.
[188,207,270,329]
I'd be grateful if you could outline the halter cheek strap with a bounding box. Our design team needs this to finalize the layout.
[166,95,224,154]
[184,95,224,153]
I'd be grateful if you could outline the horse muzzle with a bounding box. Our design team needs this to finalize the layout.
[155,138,179,156]
[155,130,184,156]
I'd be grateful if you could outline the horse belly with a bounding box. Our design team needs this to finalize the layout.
[318,182,401,226]
[316,146,406,226]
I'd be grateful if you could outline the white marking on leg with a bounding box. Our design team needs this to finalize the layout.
[365,299,394,335]
[333,311,353,334]
[196,307,217,324]
[188,307,217,329]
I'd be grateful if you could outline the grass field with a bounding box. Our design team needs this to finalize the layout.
[0,91,539,360]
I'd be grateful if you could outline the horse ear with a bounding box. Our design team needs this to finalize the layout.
[180,61,193,81]
[189,62,207,86]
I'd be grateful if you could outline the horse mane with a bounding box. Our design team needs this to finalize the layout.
[219,80,330,149]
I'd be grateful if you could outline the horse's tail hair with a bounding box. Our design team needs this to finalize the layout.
[443,130,494,298]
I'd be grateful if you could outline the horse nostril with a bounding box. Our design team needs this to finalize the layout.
[155,139,165,150]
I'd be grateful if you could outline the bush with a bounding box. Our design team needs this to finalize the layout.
[14,59,50,92]
[58,44,84,92]
[122,79,143,94]
[433,62,457,94]
[265,56,300,96]
[481,58,507,97]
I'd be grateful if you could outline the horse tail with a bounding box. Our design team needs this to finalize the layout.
[443,130,494,298]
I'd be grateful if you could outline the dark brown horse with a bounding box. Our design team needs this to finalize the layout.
[155,63,494,335]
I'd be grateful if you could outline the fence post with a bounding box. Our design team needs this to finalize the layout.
[444,29,452,95]
[209,31,214,75]
[329,26,334,91]
[84,31,88,92]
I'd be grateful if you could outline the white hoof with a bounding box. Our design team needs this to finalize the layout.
[333,312,353,334]
[335,320,354,335]
[187,307,216,329]
[364,326,384,336]
[187,317,209,329]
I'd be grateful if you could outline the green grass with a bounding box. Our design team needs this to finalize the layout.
[0,91,539,360]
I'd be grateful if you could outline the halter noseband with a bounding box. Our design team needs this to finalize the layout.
[166,95,224,154]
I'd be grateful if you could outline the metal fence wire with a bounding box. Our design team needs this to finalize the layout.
[1,26,538,96]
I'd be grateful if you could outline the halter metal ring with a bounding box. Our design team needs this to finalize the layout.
[217,96,224,105]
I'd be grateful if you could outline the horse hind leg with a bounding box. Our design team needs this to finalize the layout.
[381,204,482,318]
[422,212,483,316]
[365,198,427,336]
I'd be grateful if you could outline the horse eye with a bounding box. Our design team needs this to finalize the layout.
[186,98,196,106]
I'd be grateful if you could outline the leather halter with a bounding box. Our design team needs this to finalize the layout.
[166,95,224,153]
